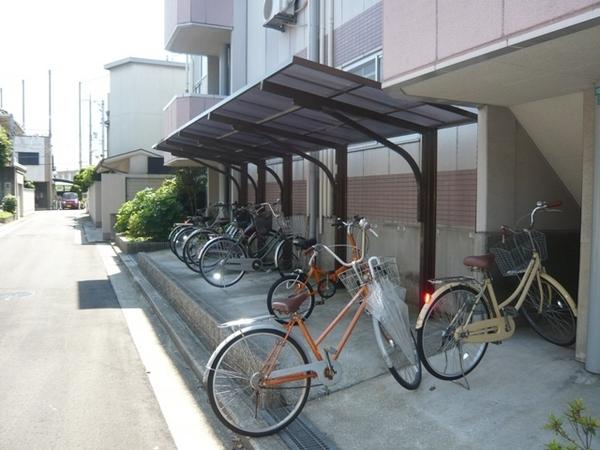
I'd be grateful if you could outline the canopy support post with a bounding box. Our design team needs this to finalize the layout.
[282,155,293,217]
[420,129,438,306]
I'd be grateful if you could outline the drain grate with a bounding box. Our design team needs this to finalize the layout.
[279,415,339,450]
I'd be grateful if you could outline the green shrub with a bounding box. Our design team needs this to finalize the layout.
[24,180,35,189]
[545,399,599,450]
[115,178,183,241]
[2,194,17,214]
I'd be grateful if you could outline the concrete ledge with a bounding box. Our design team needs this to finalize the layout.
[137,252,231,350]
[115,234,170,254]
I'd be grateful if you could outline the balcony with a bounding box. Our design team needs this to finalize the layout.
[164,0,233,55]
[163,93,224,138]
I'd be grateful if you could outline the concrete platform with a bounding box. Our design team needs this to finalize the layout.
[136,249,600,450]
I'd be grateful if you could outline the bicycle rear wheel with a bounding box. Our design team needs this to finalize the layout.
[199,237,246,288]
[267,274,315,323]
[373,317,421,390]
[206,328,311,437]
[417,285,490,380]
[521,273,576,346]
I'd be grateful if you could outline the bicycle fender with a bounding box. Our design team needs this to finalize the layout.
[415,282,471,330]
[202,324,283,386]
[540,273,578,317]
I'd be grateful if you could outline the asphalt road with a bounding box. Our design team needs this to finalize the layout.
[0,211,176,450]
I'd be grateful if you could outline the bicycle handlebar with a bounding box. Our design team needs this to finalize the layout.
[500,200,563,236]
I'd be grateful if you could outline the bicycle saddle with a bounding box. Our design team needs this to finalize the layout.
[463,254,495,269]
[293,237,316,250]
[271,292,310,315]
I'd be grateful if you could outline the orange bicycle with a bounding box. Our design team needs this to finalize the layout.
[204,219,422,437]
[266,217,363,322]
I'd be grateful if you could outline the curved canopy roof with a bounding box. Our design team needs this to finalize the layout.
[155,56,476,165]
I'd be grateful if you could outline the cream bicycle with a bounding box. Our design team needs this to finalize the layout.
[204,219,421,436]
[416,201,577,381]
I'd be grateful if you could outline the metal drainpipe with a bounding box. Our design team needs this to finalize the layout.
[307,0,320,239]
[586,84,600,374]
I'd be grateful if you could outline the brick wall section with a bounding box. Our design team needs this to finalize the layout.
[265,180,306,215]
[347,169,476,227]
[334,2,382,67]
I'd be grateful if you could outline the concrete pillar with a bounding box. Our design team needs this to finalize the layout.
[307,0,320,239]
[585,85,600,373]
[576,89,596,361]
[219,44,230,96]
[476,106,517,233]
[207,167,222,205]
[206,56,220,95]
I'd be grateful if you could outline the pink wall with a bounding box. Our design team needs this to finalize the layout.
[383,0,600,83]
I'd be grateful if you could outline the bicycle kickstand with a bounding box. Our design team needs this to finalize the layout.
[452,341,471,391]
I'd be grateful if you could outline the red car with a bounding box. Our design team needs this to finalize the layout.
[61,192,80,209]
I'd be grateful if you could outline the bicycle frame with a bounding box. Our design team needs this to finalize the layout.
[263,283,371,387]
[453,250,550,344]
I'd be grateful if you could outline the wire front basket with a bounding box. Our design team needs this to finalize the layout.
[275,216,294,236]
[338,257,401,298]
[490,230,547,276]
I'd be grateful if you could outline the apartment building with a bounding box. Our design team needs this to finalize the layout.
[13,135,53,209]
[158,1,600,370]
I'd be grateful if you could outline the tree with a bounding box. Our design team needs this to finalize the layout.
[0,127,12,167]
[73,166,96,193]
[175,168,207,215]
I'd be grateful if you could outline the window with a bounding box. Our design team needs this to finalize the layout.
[18,152,39,165]
[343,53,383,82]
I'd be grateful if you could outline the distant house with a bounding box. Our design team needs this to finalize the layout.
[13,135,53,209]
[0,109,35,217]
[87,149,172,239]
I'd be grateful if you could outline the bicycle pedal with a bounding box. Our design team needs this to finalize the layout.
[492,341,503,345]
[503,306,518,317]
[316,299,325,305]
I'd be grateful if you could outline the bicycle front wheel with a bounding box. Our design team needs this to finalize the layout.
[274,239,302,276]
[417,285,490,380]
[173,226,196,261]
[206,328,311,437]
[521,273,577,346]
[267,274,315,323]
[199,237,246,288]
[373,317,421,390]
[183,229,211,273]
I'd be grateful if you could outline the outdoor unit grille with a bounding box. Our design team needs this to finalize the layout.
[263,0,297,31]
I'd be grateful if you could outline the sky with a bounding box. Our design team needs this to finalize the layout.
[0,0,182,171]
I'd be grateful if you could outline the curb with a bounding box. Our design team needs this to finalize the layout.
[113,247,289,450]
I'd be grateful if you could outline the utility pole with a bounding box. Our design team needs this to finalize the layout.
[21,80,25,129]
[88,94,92,166]
[100,100,105,158]
[78,82,82,169]
[48,70,52,139]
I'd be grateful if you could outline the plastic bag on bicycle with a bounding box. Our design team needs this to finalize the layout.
[368,279,414,362]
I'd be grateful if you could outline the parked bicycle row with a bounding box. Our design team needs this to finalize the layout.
[166,200,578,437]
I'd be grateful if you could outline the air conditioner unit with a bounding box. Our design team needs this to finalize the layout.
[263,0,297,31]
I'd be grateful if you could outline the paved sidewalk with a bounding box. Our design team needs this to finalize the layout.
[133,247,600,450]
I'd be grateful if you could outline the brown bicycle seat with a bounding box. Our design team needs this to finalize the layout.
[271,292,310,315]
[463,254,495,269]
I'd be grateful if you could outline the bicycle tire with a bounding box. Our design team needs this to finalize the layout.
[182,228,211,273]
[167,225,184,253]
[206,328,311,437]
[274,239,301,276]
[372,317,421,390]
[199,237,247,288]
[172,226,196,262]
[267,274,315,323]
[520,273,577,346]
[168,224,188,255]
[417,284,490,380]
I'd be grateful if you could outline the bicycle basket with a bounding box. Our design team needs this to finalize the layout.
[338,262,371,298]
[254,210,273,237]
[490,230,547,277]
[274,216,293,236]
